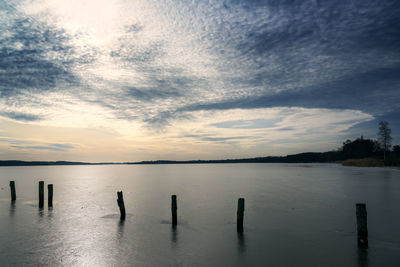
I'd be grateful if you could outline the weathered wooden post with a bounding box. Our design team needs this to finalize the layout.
[10,181,16,201]
[39,181,44,208]
[48,184,53,208]
[237,198,245,233]
[117,191,126,220]
[171,195,177,226]
[356,203,368,248]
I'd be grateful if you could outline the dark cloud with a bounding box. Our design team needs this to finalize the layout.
[214,0,400,96]
[124,86,182,101]
[249,0,400,54]
[182,133,251,143]
[11,144,74,152]
[180,65,400,115]
[0,138,30,145]
[0,137,74,151]
[0,111,42,122]
[277,127,294,131]
[142,110,190,128]
[0,9,80,99]
[121,68,200,104]
[50,144,74,149]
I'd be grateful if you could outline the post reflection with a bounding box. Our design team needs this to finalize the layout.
[9,202,16,217]
[237,232,246,254]
[171,226,178,246]
[47,208,54,219]
[357,248,369,267]
[38,208,44,218]
[117,219,125,239]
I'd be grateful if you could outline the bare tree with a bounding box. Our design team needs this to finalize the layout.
[378,121,392,160]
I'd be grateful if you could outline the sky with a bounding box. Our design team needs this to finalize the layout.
[0,0,399,162]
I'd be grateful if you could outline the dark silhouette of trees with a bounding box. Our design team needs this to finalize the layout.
[341,136,379,159]
[378,121,392,160]
[393,145,400,156]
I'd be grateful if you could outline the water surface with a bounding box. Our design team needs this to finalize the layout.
[0,164,399,266]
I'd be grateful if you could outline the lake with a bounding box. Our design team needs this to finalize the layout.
[0,163,399,266]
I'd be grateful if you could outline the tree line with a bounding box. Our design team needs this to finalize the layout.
[341,121,399,163]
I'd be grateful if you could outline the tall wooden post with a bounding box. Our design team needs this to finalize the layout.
[237,198,245,233]
[117,191,126,220]
[10,181,16,201]
[356,203,368,248]
[39,181,44,208]
[48,184,53,208]
[171,195,177,226]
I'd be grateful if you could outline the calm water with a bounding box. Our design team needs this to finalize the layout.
[0,163,399,266]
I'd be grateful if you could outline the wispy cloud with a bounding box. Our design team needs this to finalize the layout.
[11,144,73,152]
[0,137,74,152]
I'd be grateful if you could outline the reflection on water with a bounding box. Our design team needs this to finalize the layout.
[38,208,44,217]
[9,202,15,217]
[47,208,53,219]
[118,219,125,239]
[357,248,369,267]
[171,226,178,245]
[237,232,246,254]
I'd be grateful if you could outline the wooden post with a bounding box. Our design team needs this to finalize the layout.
[10,181,16,201]
[356,203,368,248]
[237,198,245,233]
[117,191,126,220]
[48,184,53,208]
[171,195,177,226]
[39,181,44,208]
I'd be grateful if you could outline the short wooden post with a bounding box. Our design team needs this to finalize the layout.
[117,191,126,220]
[237,198,245,233]
[171,195,177,226]
[10,181,16,201]
[39,181,44,208]
[356,203,368,248]
[48,184,53,208]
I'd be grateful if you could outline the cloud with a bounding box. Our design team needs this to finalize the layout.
[180,65,400,115]
[0,137,74,152]
[0,0,399,159]
[210,118,281,129]
[11,145,73,152]
[0,111,42,122]
[0,9,80,98]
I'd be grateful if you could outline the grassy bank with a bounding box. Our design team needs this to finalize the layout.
[340,158,385,167]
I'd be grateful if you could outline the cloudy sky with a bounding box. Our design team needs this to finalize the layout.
[0,0,399,162]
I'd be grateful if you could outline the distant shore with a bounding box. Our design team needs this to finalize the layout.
[0,151,339,166]
[0,154,398,167]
